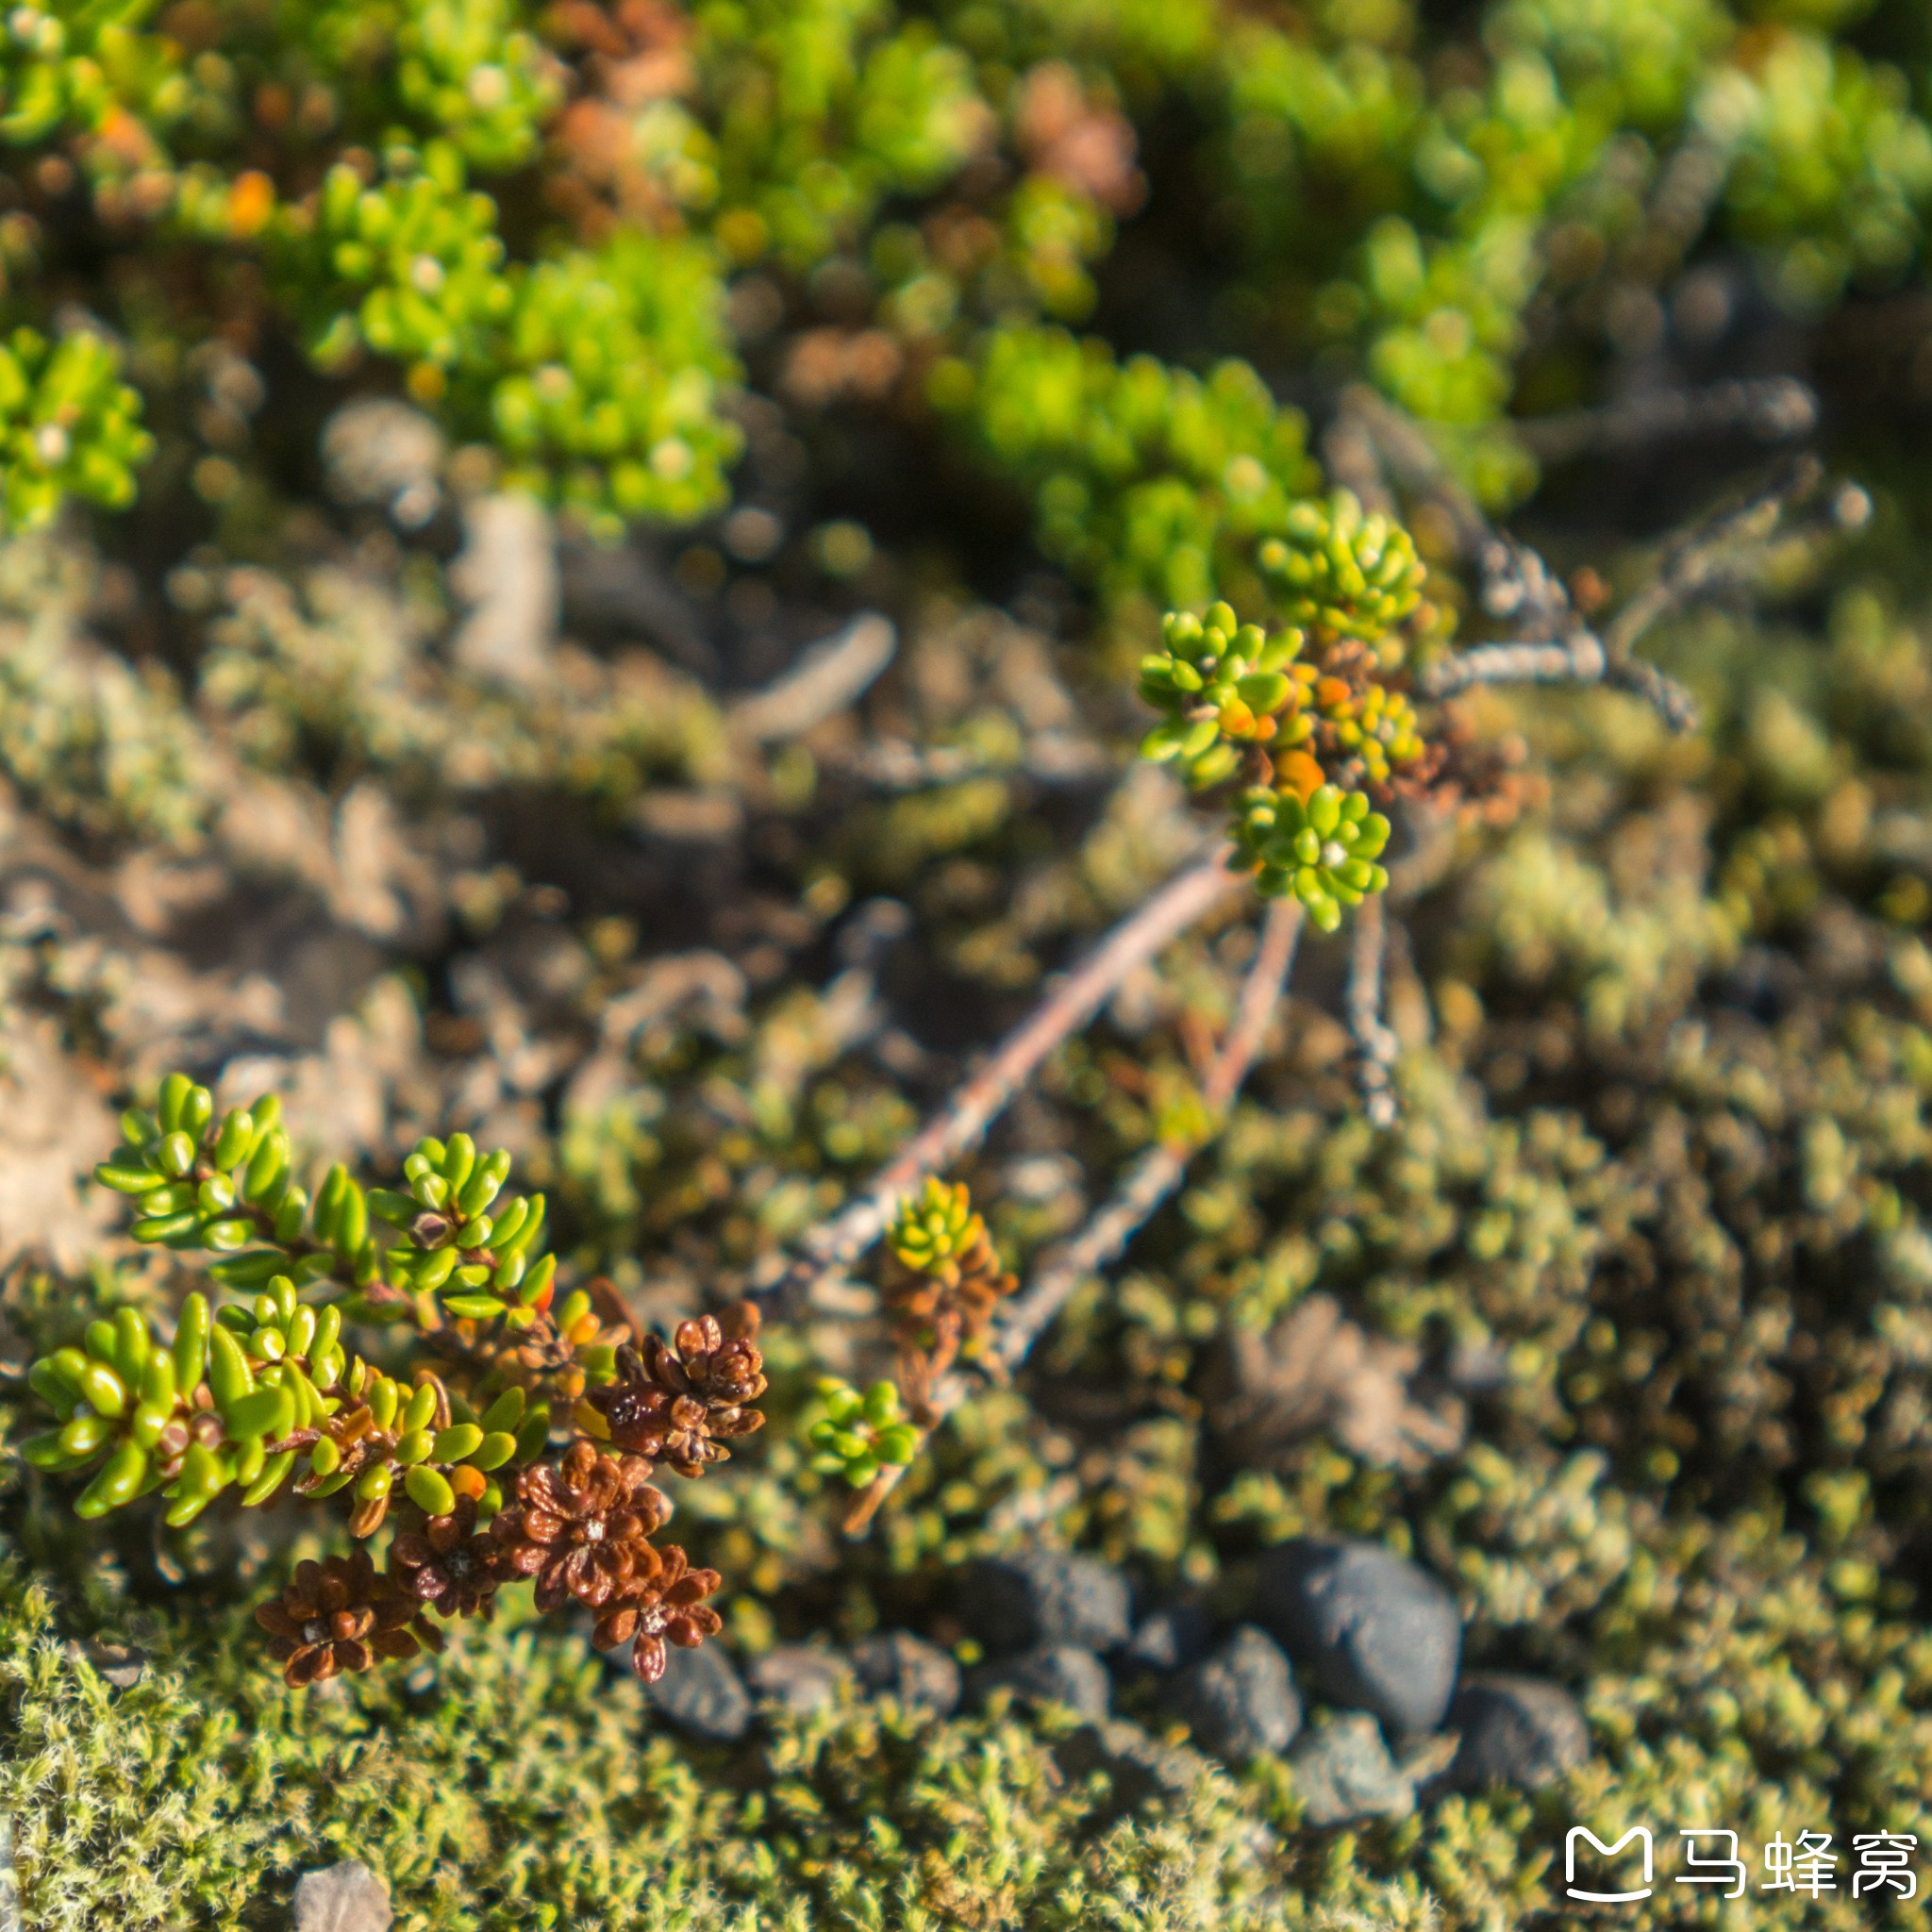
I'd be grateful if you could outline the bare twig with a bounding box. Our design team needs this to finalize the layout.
[1600,457,1823,659]
[1605,127,1738,305]
[727,612,896,742]
[1424,458,1845,730]
[1417,625,1702,731]
[1341,387,1709,728]
[1338,388,1490,556]
[1346,895,1400,1130]
[1418,631,1605,695]
[1516,376,1817,465]
[825,731,1109,791]
[1000,894,1304,1361]
[843,896,1304,1533]
[756,844,1245,1307]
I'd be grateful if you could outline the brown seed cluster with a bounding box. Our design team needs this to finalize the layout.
[257,1302,763,1690]
[591,1544,724,1683]
[391,1498,504,1620]
[489,1439,671,1610]
[587,1306,769,1475]
[884,1228,1015,1419]
[255,1550,440,1688]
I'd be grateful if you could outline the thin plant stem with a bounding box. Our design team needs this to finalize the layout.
[759,843,1244,1308]
[843,895,1303,1534]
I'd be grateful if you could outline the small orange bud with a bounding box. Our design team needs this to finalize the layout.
[449,1462,488,1502]
[1278,751,1324,802]
[228,170,275,237]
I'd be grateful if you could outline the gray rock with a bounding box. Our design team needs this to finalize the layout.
[1289,1713,1417,1827]
[851,1632,962,1717]
[292,1858,393,1932]
[971,1644,1111,1722]
[646,1641,753,1742]
[71,1638,145,1689]
[1444,1674,1590,1790]
[1121,1600,1214,1674]
[956,1550,1132,1655]
[1257,1538,1460,1733]
[1166,1624,1301,1760]
[744,1645,851,1717]
[1054,1719,1208,1809]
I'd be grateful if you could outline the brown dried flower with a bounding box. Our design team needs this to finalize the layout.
[885,1226,1016,1414]
[254,1549,430,1688]
[489,1439,669,1611]
[293,1400,400,1537]
[390,1498,503,1620]
[587,1304,766,1477]
[591,1543,724,1683]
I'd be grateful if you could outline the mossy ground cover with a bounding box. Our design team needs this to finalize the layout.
[4,0,1932,1921]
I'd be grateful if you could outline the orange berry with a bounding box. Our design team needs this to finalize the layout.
[1277,750,1324,801]
[227,170,275,238]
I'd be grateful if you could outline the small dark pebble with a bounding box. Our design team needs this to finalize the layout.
[1165,1624,1301,1760]
[744,1645,850,1717]
[72,1638,146,1690]
[1289,1713,1417,1826]
[850,1631,962,1717]
[1443,1674,1590,1790]
[971,1643,1111,1721]
[1257,1537,1461,1734]
[1054,1718,1208,1809]
[646,1641,753,1743]
[956,1549,1132,1655]
[1121,1600,1214,1674]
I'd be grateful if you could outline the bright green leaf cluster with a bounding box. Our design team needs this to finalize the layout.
[1233,781,1392,931]
[1257,491,1428,640]
[807,1377,921,1487]
[0,0,189,150]
[1139,601,1308,789]
[490,235,741,533]
[370,1130,553,1323]
[287,150,515,375]
[24,1069,617,1554]
[22,1279,345,1526]
[1715,31,1932,312]
[886,1176,984,1276]
[943,325,1319,613]
[94,1074,300,1259]
[696,0,992,270]
[395,0,564,173]
[0,326,154,531]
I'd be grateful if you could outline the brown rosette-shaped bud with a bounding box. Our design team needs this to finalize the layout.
[254,1549,435,1688]
[587,1304,766,1478]
[884,1227,1016,1417]
[391,1498,502,1621]
[591,1543,724,1683]
[489,1439,669,1611]
[653,1304,769,1410]
[294,1400,401,1538]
